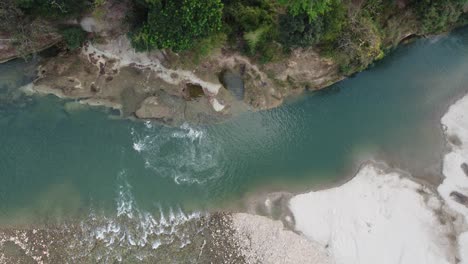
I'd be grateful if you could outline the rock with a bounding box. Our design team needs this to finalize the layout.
[450,191,468,207]
[461,163,468,177]
[90,83,100,93]
[135,96,174,119]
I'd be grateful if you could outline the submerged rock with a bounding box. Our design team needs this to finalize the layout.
[135,96,175,120]
[220,70,244,100]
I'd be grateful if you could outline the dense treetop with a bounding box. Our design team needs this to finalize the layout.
[5,0,468,73]
[131,0,223,51]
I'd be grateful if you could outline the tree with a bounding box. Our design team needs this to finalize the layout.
[60,27,87,50]
[412,0,467,33]
[131,0,223,52]
[278,13,324,48]
[278,0,333,21]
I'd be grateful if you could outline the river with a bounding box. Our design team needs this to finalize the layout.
[0,27,467,262]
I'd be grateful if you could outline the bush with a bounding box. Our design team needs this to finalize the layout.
[130,0,223,52]
[278,12,324,49]
[190,32,227,62]
[60,27,87,50]
[278,0,333,21]
[278,0,346,49]
[244,25,269,52]
[320,0,347,43]
[223,1,274,33]
[413,0,467,33]
[326,15,384,75]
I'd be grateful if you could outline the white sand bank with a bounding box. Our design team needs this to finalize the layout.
[439,94,468,264]
[290,164,455,264]
[231,213,332,264]
[289,93,468,264]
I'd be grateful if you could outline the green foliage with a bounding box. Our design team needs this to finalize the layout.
[131,0,223,52]
[360,0,395,20]
[413,0,467,33]
[325,14,384,75]
[278,12,324,48]
[92,0,106,19]
[223,0,275,34]
[244,26,269,52]
[320,0,346,43]
[60,27,87,50]
[14,0,89,18]
[278,0,345,49]
[257,41,283,63]
[190,32,227,62]
[221,0,279,61]
[278,0,333,21]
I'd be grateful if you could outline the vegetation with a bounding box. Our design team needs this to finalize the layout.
[130,0,223,51]
[3,0,468,74]
[1,0,57,58]
[412,0,467,33]
[60,27,87,50]
[278,0,333,21]
[278,13,324,49]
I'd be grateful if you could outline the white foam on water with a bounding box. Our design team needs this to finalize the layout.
[172,123,205,141]
[144,121,153,129]
[78,170,206,262]
[116,170,135,219]
[132,142,145,152]
[151,240,162,249]
[130,123,224,185]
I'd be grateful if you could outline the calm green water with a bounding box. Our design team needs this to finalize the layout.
[1,28,468,226]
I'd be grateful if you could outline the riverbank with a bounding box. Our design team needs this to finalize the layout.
[27,34,340,125]
[2,0,466,124]
[238,92,468,264]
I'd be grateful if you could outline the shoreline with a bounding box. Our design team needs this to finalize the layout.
[0,94,466,263]
[281,92,468,264]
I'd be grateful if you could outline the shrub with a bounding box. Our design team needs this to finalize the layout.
[130,0,223,52]
[190,32,227,62]
[223,1,274,33]
[327,15,384,75]
[278,0,333,21]
[60,27,87,50]
[244,26,269,52]
[278,12,324,49]
[320,0,347,43]
[413,0,466,33]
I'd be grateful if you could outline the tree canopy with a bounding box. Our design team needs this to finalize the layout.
[131,0,223,51]
[278,0,333,21]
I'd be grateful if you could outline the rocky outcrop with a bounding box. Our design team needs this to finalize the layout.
[29,34,342,123]
[135,96,179,120]
[264,48,342,91]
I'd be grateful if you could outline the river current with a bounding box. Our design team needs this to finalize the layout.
[0,27,468,261]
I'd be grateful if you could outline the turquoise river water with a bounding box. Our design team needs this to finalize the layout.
[0,28,468,231]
